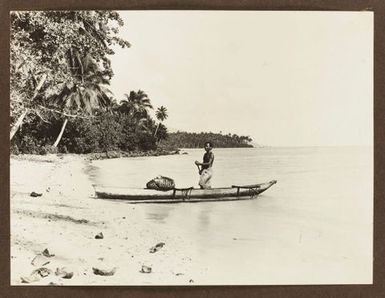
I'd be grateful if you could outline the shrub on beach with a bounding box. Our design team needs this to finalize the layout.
[11,115,60,154]
[38,145,58,155]
[93,113,124,152]
[57,115,124,153]
[58,118,96,154]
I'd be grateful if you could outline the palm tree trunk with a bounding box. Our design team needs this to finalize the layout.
[154,122,160,137]
[53,118,68,148]
[10,73,47,141]
[10,109,29,140]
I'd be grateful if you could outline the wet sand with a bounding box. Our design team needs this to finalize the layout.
[10,154,197,285]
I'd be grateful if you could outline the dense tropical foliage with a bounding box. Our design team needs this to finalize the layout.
[10,11,130,138]
[10,91,167,154]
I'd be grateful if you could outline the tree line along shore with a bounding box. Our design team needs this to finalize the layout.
[10,11,253,156]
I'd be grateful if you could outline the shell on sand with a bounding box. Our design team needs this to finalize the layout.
[92,267,117,276]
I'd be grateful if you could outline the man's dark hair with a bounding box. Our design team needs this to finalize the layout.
[204,141,213,148]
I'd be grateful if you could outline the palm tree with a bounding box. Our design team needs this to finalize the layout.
[117,90,153,134]
[51,52,112,147]
[154,105,168,138]
[119,90,153,118]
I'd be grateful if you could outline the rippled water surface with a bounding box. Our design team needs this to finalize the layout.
[89,147,372,284]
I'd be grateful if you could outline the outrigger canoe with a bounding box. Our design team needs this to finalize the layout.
[94,180,277,203]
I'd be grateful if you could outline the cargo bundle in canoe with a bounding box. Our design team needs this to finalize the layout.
[94,180,277,203]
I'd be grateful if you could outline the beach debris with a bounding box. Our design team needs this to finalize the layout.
[21,267,52,283]
[140,265,152,274]
[92,267,117,276]
[20,274,40,284]
[31,255,50,267]
[42,248,55,257]
[149,242,165,253]
[30,191,42,197]
[95,232,104,239]
[35,267,52,277]
[31,249,55,266]
[55,267,74,279]
[189,279,194,283]
[175,273,184,276]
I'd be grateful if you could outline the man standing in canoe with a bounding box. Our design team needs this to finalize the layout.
[195,142,214,189]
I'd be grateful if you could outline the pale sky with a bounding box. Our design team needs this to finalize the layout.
[109,11,373,147]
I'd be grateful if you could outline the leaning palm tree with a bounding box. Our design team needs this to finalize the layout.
[51,52,112,147]
[154,106,168,138]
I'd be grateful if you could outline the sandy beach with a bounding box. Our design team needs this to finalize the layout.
[10,154,198,286]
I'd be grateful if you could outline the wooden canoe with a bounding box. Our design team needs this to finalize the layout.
[94,180,277,203]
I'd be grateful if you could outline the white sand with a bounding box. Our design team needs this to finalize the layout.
[10,154,198,285]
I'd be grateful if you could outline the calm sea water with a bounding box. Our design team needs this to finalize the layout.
[89,147,373,284]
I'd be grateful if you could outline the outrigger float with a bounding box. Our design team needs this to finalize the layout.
[94,180,277,204]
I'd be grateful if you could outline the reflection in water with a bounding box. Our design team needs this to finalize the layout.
[83,162,99,181]
[144,203,213,232]
[197,205,212,232]
[145,205,174,224]
[146,212,167,223]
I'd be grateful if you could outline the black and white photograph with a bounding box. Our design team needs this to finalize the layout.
[10,10,373,285]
